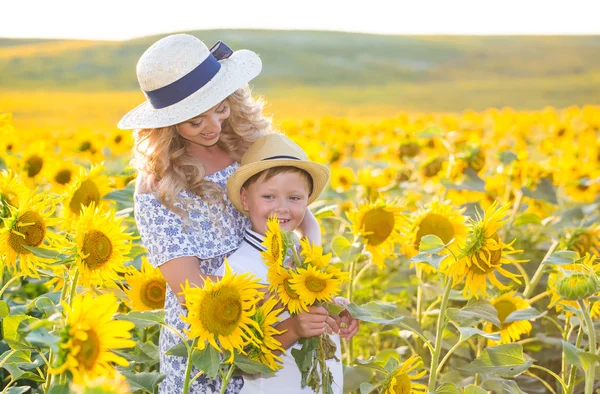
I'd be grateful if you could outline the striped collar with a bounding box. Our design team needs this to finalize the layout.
[243,228,267,252]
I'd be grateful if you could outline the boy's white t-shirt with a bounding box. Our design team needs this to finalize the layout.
[216,228,344,394]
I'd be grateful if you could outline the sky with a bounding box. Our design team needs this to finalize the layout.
[2,0,599,40]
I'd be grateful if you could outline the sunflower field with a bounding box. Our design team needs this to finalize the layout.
[0,104,600,394]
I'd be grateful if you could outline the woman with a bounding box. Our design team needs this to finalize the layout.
[118,34,325,393]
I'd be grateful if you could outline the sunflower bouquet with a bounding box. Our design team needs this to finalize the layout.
[261,215,349,394]
[179,262,286,394]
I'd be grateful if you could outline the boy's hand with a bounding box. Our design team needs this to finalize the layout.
[293,306,339,338]
[334,296,360,341]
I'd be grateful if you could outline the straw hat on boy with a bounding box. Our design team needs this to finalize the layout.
[118,34,262,130]
[227,134,330,215]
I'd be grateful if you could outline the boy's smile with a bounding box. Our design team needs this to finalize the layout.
[240,171,311,235]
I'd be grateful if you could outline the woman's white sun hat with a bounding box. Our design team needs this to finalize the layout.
[118,34,262,130]
[227,134,331,215]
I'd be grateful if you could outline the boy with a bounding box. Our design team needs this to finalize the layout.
[217,133,359,394]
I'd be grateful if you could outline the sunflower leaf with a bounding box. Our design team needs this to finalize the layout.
[103,184,135,209]
[233,352,273,375]
[3,315,38,350]
[503,308,546,323]
[514,213,542,227]
[331,236,361,262]
[343,366,374,393]
[120,370,166,394]
[502,380,527,394]
[327,303,345,315]
[408,252,448,271]
[25,328,60,349]
[441,168,486,192]
[192,346,221,378]
[418,234,446,254]
[543,251,580,265]
[115,310,165,329]
[415,126,443,139]
[456,326,501,341]
[464,385,488,394]
[0,300,10,318]
[447,300,501,328]
[345,302,405,324]
[578,351,600,369]
[21,245,67,260]
[164,341,192,357]
[521,177,558,205]
[435,382,462,394]
[561,340,582,369]
[314,205,337,219]
[359,382,376,394]
[460,343,533,378]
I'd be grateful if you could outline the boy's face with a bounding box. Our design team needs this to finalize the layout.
[241,171,311,235]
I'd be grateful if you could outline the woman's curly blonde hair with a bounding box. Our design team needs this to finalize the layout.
[131,85,271,217]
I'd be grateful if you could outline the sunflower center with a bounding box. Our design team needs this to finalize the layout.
[7,211,46,254]
[199,287,242,336]
[362,207,395,246]
[141,279,166,309]
[283,279,299,299]
[79,141,92,152]
[54,169,73,185]
[26,154,44,178]
[305,275,327,293]
[339,176,349,186]
[82,230,113,270]
[414,213,455,250]
[69,179,101,215]
[391,373,412,394]
[75,329,101,370]
[114,135,123,144]
[493,299,517,329]
[270,235,282,262]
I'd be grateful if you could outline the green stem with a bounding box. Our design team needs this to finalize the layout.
[513,262,530,290]
[474,336,483,386]
[436,338,467,374]
[396,322,435,356]
[43,350,54,393]
[68,267,80,305]
[219,363,236,394]
[578,300,597,394]
[182,338,199,394]
[0,275,21,298]
[427,278,452,392]
[530,365,568,393]
[566,323,584,394]
[525,371,558,394]
[523,240,559,298]
[345,257,358,365]
[0,349,17,369]
[562,316,571,386]
[508,189,524,225]
[319,334,327,394]
[415,266,424,356]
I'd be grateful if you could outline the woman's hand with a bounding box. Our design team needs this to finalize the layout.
[291,306,331,338]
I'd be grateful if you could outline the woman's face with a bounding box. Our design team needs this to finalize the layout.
[176,100,230,147]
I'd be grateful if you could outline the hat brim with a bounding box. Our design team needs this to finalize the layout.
[118,49,261,130]
[226,159,330,216]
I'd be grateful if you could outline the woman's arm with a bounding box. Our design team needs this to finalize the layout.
[159,256,220,305]
[296,208,322,245]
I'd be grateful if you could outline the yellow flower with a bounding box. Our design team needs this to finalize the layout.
[384,355,427,394]
[268,265,308,314]
[445,202,527,299]
[181,261,263,362]
[485,291,533,344]
[289,265,342,305]
[124,257,166,311]
[50,293,135,383]
[261,215,284,267]
[402,200,468,273]
[0,170,29,223]
[299,237,332,269]
[70,204,133,287]
[44,158,79,193]
[330,166,355,192]
[6,141,50,187]
[63,164,112,228]
[563,227,600,257]
[0,191,61,277]
[548,253,600,315]
[245,297,285,371]
[348,199,405,269]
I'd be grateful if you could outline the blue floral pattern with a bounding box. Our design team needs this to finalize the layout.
[134,163,250,394]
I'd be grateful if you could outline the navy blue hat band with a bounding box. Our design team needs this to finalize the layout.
[262,155,301,161]
[143,41,233,110]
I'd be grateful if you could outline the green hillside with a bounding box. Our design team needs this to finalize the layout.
[1,30,600,111]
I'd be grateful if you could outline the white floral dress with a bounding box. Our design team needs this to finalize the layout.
[134,163,250,394]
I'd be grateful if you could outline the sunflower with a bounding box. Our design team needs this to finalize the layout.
[124,257,166,311]
[563,227,600,257]
[289,265,342,305]
[268,265,308,314]
[70,203,133,287]
[0,191,61,277]
[44,158,79,193]
[348,199,405,269]
[445,201,527,299]
[245,297,285,372]
[484,291,532,344]
[50,293,135,383]
[261,215,285,267]
[63,164,112,228]
[299,237,332,269]
[181,261,263,362]
[401,200,468,273]
[548,253,600,315]
[330,166,355,193]
[384,355,427,394]
[70,372,131,394]
[9,141,50,187]
[0,170,28,223]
